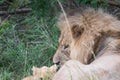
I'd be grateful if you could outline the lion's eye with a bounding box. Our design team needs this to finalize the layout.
[62,45,69,50]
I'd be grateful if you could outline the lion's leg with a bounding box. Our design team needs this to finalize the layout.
[52,54,120,80]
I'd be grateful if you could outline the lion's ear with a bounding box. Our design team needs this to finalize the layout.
[71,25,82,39]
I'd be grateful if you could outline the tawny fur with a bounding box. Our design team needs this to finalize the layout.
[22,65,57,80]
[53,8,120,80]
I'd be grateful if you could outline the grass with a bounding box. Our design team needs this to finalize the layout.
[0,13,59,80]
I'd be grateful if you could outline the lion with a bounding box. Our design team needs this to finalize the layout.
[22,65,57,80]
[52,8,120,80]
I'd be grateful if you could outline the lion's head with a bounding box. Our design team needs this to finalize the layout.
[53,8,120,65]
[53,23,72,65]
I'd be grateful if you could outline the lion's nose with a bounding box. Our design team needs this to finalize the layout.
[53,56,60,65]
[53,58,60,65]
[53,52,60,65]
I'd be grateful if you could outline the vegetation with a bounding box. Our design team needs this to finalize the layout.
[0,0,119,80]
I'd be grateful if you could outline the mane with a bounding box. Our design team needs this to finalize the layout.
[58,8,120,64]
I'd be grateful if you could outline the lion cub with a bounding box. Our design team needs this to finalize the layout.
[22,65,57,80]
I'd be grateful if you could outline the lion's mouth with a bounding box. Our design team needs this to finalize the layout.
[56,65,61,71]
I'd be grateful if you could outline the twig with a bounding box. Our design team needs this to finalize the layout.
[0,15,10,24]
[57,0,73,38]
[99,0,120,8]
[0,8,32,16]
[108,0,120,8]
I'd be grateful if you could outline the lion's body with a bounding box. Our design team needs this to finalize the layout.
[53,8,120,80]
